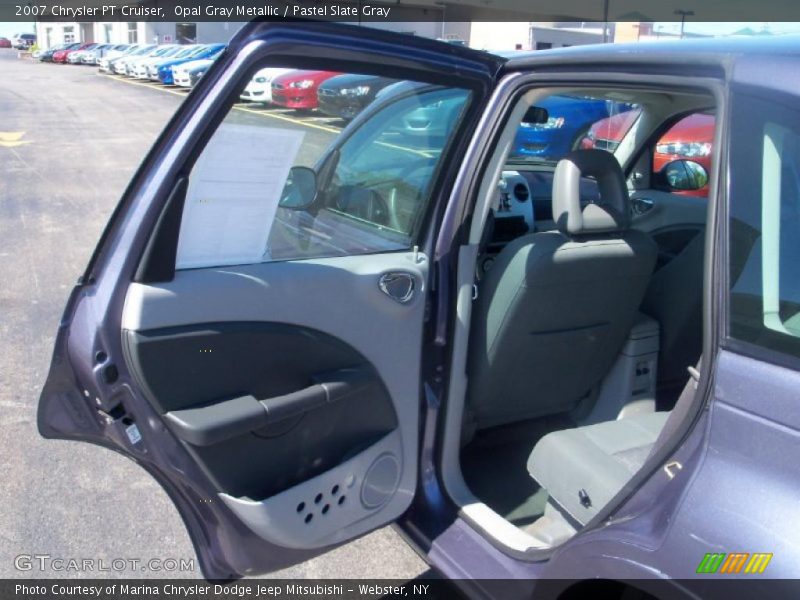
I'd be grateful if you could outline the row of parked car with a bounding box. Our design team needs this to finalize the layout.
[35,42,225,86]
[0,33,36,49]
[32,41,714,179]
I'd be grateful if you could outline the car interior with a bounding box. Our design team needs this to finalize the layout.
[444,85,718,549]
[114,66,720,556]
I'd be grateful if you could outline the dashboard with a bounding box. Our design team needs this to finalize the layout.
[492,166,604,246]
[491,170,534,246]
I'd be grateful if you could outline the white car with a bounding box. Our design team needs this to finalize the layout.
[172,47,225,87]
[146,45,202,81]
[113,46,162,75]
[67,45,99,64]
[239,68,291,104]
[172,60,206,87]
[127,45,180,78]
[82,43,126,65]
[103,45,154,74]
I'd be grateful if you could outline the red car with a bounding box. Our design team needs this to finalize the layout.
[52,42,93,63]
[270,70,342,111]
[0,37,12,49]
[582,110,715,196]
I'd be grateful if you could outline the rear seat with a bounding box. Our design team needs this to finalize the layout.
[527,411,669,525]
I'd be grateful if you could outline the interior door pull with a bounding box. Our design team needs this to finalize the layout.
[379,272,416,303]
[164,367,373,446]
[631,197,654,216]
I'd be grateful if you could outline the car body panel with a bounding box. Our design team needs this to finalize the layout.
[239,67,291,103]
[156,44,225,84]
[316,73,399,120]
[105,45,157,74]
[510,95,631,159]
[52,42,92,63]
[120,45,179,76]
[12,33,35,49]
[270,70,343,110]
[172,56,221,87]
[37,21,502,580]
[36,22,800,592]
[139,45,191,79]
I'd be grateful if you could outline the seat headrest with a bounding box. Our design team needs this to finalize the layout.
[552,150,630,236]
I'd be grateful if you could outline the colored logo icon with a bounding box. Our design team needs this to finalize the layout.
[696,552,773,574]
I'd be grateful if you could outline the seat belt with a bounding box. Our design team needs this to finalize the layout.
[647,359,702,460]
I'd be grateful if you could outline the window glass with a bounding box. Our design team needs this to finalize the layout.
[507,95,635,163]
[652,112,715,198]
[175,69,470,270]
[729,93,800,359]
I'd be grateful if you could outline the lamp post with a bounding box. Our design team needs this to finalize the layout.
[674,9,695,39]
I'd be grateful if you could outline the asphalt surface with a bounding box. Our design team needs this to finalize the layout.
[0,49,429,580]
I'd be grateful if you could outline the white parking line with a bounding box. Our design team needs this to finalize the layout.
[108,75,187,98]
[102,73,436,157]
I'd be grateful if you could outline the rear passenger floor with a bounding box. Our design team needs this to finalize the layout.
[461,414,574,527]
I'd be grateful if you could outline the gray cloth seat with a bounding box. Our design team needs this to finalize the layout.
[467,150,658,430]
[527,411,669,525]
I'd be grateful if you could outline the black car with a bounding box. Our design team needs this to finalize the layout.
[316,73,397,120]
[38,43,77,62]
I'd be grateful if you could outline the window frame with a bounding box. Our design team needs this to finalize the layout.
[131,40,494,284]
[722,86,800,371]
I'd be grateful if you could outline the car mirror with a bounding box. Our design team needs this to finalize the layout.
[659,159,708,191]
[522,106,549,125]
[279,166,317,209]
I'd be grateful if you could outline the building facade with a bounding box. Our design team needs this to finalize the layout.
[35,16,468,51]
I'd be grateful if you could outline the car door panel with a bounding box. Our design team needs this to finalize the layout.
[629,189,706,242]
[37,22,502,578]
[120,252,425,549]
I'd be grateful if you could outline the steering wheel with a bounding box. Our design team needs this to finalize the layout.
[396,156,437,181]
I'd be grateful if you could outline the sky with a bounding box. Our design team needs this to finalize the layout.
[2,20,800,42]
[652,21,800,35]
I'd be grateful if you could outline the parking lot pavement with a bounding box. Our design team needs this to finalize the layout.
[0,50,429,579]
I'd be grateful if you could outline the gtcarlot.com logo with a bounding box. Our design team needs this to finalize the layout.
[14,554,195,573]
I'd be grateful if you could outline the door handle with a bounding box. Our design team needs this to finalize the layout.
[379,272,416,304]
[164,366,374,446]
[631,197,654,216]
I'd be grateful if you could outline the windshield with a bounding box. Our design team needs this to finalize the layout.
[151,46,175,57]
[175,46,199,58]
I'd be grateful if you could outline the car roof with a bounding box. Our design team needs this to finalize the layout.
[505,35,800,69]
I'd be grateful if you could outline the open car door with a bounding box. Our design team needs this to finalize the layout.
[37,22,503,579]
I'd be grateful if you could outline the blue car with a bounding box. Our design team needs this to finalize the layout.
[153,44,226,85]
[511,95,632,159]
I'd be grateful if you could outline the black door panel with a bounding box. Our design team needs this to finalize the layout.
[123,323,397,499]
[650,225,704,270]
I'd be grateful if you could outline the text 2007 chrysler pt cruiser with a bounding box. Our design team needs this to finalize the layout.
[39,21,800,598]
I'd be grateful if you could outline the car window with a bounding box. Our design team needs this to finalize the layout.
[729,93,800,359]
[652,112,715,198]
[507,95,634,163]
[174,71,470,270]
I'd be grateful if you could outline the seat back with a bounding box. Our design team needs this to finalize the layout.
[467,151,657,430]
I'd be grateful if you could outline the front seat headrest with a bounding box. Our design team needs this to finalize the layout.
[552,149,631,236]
